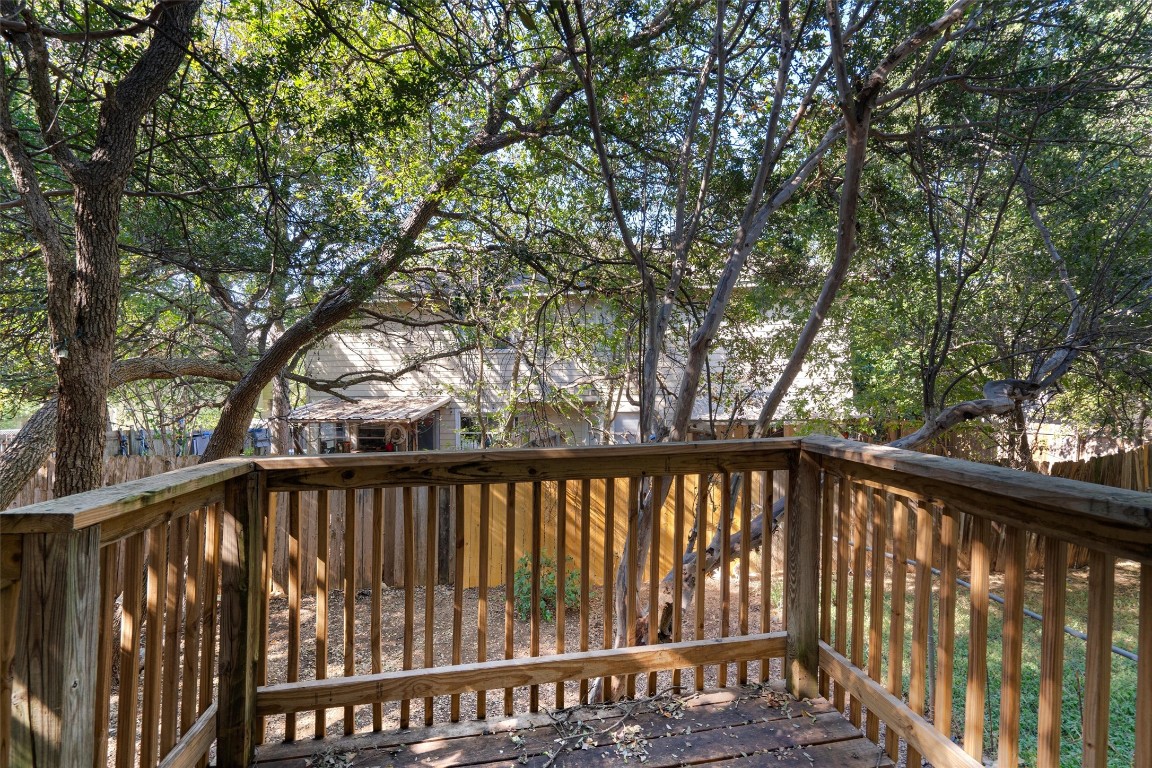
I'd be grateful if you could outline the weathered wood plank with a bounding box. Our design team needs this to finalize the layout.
[866,488,886,742]
[805,437,1152,560]
[255,633,788,715]
[884,495,907,762]
[833,476,850,711]
[452,484,466,721]
[116,532,147,768]
[672,474,685,690]
[1132,563,1151,766]
[424,488,437,726]
[11,527,101,768]
[906,498,933,768]
[371,488,384,732]
[157,704,216,768]
[785,451,819,700]
[819,643,981,768]
[1082,550,1114,768]
[252,688,817,764]
[849,481,867,727]
[998,525,1026,768]
[964,515,990,761]
[477,483,491,719]
[1,457,251,535]
[217,474,265,768]
[258,440,798,491]
[556,480,568,707]
[94,542,119,768]
[315,490,330,737]
[180,509,206,737]
[1037,538,1068,767]
[141,523,169,768]
[934,504,959,740]
[345,489,358,734]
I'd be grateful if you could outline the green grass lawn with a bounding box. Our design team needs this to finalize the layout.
[829,559,1143,767]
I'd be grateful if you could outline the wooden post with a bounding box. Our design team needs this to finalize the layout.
[217,473,265,768]
[10,527,101,768]
[785,450,820,700]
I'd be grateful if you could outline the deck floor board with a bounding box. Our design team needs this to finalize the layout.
[254,688,891,768]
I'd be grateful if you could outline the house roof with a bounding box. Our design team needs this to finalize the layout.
[288,396,451,424]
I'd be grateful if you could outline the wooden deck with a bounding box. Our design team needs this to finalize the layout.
[253,687,891,767]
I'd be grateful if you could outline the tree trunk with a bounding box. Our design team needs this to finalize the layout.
[52,184,124,496]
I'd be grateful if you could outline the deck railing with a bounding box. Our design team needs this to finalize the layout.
[2,437,1151,768]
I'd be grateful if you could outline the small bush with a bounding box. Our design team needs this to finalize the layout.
[512,554,580,622]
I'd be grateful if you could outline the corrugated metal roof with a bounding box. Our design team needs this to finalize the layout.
[287,396,451,423]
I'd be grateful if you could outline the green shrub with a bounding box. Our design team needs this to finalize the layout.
[512,554,580,622]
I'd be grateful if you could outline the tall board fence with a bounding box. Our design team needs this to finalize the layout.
[262,472,782,593]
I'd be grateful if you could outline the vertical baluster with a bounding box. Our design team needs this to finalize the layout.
[530,481,543,712]
[672,475,685,691]
[1082,549,1114,768]
[694,474,706,692]
[400,486,414,729]
[849,484,867,727]
[934,504,959,740]
[818,475,834,699]
[161,515,188,755]
[504,482,516,716]
[964,516,991,761]
[997,525,1026,768]
[719,471,731,688]
[760,470,774,683]
[180,509,205,738]
[116,532,146,768]
[866,488,886,742]
[452,485,465,722]
[906,498,932,768]
[286,493,302,740]
[626,476,639,699]
[0,575,14,768]
[255,493,275,746]
[602,478,615,700]
[424,487,437,726]
[1037,537,1067,767]
[834,477,851,711]
[738,471,752,685]
[140,523,168,767]
[344,489,358,734]
[579,479,591,702]
[197,504,222,768]
[477,484,490,719]
[648,476,661,695]
[884,496,907,763]
[371,489,384,731]
[1135,563,1152,766]
[556,480,568,708]
[315,491,330,738]
[95,542,119,768]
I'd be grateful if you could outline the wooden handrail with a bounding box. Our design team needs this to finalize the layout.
[255,438,799,491]
[802,436,1152,561]
[0,457,252,536]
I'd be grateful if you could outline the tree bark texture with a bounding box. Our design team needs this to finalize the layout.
[0,0,202,497]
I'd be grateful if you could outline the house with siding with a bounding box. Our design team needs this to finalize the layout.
[290,291,852,453]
